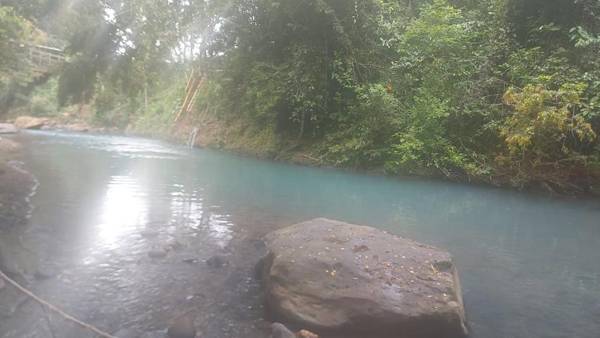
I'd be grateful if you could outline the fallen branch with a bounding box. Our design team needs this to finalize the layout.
[0,269,117,338]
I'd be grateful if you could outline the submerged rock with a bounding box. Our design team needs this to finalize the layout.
[34,265,58,280]
[141,330,167,338]
[0,124,17,134]
[14,116,47,130]
[260,218,468,338]
[271,322,295,338]
[112,328,143,338]
[33,267,56,280]
[270,323,320,338]
[140,229,160,238]
[165,238,184,251]
[182,257,199,264]
[206,255,229,269]
[0,161,37,229]
[148,249,168,259]
[167,315,196,338]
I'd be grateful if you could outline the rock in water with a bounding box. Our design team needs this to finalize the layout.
[112,328,143,338]
[206,255,229,268]
[296,329,319,338]
[271,323,295,338]
[261,218,468,338]
[34,265,57,280]
[0,124,17,134]
[14,116,47,130]
[167,315,196,338]
[148,249,167,259]
[0,161,37,228]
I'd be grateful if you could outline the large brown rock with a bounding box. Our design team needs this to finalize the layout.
[261,218,468,338]
[14,116,47,130]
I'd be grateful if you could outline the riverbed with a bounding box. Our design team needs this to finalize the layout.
[1,130,599,338]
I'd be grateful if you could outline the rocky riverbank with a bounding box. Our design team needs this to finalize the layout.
[145,113,600,197]
[0,135,37,232]
[4,115,118,134]
[9,113,600,197]
[0,134,40,319]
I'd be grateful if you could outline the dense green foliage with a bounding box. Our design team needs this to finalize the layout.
[0,7,36,92]
[2,0,600,193]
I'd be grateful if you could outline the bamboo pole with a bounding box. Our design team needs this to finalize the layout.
[175,71,204,123]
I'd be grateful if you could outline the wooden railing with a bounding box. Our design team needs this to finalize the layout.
[13,41,66,76]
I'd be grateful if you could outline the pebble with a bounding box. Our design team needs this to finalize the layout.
[34,266,57,280]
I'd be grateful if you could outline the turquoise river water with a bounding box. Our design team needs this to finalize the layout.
[1,130,599,338]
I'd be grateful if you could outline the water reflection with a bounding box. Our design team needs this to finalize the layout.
[97,176,148,249]
[169,187,233,248]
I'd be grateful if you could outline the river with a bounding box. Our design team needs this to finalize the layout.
[1,130,599,338]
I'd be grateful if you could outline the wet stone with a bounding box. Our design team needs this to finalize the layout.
[206,255,229,268]
[113,328,143,338]
[271,322,295,338]
[182,257,199,264]
[261,218,468,338]
[34,265,58,280]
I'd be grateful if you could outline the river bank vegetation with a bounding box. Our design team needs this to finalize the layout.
[1,0,600,194]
